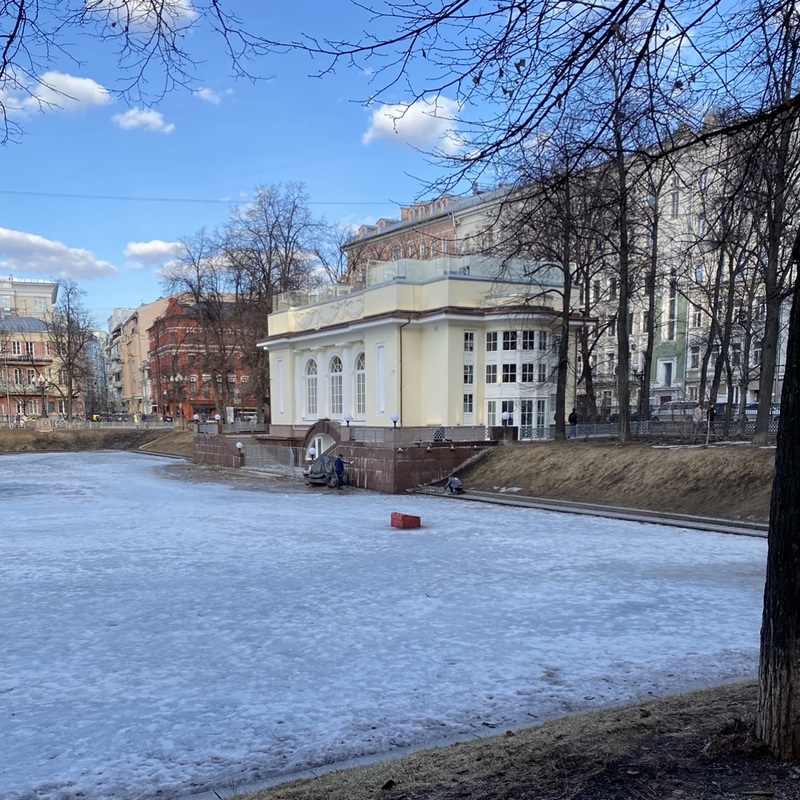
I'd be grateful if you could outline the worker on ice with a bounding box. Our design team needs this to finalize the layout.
[444,475,464,495]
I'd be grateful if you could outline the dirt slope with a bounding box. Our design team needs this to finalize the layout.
[0,428,194,457]
[461,440,775,523]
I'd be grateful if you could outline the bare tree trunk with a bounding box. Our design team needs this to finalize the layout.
[613,124,632,442]
[757,229,800,759]
[554,180,574,442]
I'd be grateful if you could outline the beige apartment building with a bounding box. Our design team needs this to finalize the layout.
[106,299,168,417]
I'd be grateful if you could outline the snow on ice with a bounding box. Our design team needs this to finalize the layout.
[0,452,766,800]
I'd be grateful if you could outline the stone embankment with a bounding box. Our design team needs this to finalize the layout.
[0,429,775,523]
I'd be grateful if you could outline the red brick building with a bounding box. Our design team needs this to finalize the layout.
[147,297,259,422]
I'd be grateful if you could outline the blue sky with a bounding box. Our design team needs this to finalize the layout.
[0,2,466,324]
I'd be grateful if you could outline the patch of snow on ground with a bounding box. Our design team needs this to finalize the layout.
[1,452,766,800]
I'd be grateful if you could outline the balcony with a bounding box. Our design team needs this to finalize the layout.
[273,256,565,311]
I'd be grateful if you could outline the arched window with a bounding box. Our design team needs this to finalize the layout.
[305,360,318,418]
[329,356,343,415]
[355,352,366,416]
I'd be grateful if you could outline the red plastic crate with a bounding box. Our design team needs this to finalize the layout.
[391,512,421,529]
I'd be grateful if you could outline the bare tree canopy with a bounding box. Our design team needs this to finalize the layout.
[272,0,800,182]
[46,279,96,421]
[0,0,271,141]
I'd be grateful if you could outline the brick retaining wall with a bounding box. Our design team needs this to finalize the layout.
[193,433,493,493]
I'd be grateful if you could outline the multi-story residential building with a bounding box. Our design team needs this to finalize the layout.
[0,316,57,422]
[0,278,61,423]
[106,308,132,413]
[148,296,259,422]
[0,276,58,319]
[106,300,169,418]
[262,254,584,444]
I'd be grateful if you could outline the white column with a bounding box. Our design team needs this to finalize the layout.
[339,343,353,418]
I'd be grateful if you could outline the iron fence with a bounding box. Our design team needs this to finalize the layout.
[242,444,304,476]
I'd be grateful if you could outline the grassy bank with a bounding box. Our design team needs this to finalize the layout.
[0,427,194,457]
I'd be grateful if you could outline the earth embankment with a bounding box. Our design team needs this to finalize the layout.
[0,427,195,457]
[460,440,774,523]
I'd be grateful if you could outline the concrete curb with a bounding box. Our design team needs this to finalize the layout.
[413,487,768,538]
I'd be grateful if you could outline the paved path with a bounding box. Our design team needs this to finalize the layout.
[414,487,768,538]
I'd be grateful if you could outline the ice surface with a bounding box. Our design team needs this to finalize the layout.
[0,452,766,800]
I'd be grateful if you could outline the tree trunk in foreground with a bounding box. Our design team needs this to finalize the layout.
[756,230,800,759]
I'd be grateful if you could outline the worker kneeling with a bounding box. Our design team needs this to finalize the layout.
[445,475,464,495]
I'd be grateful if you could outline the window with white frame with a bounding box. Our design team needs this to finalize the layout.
[692,305,703,328]
[463,393,473,413]
[463,331,474,352]
[25,342,34,357]
[690,345,700,370]
[486,400,497,426]
[305,359,318,417]
[522,330,535,350]
[502,363,517,383]
[486,332,498,351]
[26,369,35,383]
[463,364,474,384]
[538,331,549,351]
[521,363,534,382]
[752,341,763,366]
[486,364,497,383]
[12,341,21,355]
[329,356,343,415]
[520,400,533,427]
[355,352,366,416]
[666,281,677,341]
[671,189,680,217]
[502,331,517,350]
[13,368,22,383]
[538,363,548,383]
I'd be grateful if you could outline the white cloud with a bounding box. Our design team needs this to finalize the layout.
[88,0,198,29]
[0,71,110,115]
[125,240,182,268]
[0,228,118,280]
[112,108,175,134]
[362,95,463,154]
[194,87,222,104]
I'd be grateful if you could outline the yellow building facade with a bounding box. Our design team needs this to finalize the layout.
[263,257,584,438]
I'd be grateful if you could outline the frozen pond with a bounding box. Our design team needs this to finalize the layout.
[1,452,766,800]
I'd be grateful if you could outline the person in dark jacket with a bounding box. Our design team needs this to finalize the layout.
[568,408,578,438]
[334,453,351,489]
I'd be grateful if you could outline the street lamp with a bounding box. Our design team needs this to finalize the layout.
[343,413,352,427]
[37,375,48,418]
[501,410,510,426]
[391,412,400,428]
[236,441,244,465]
